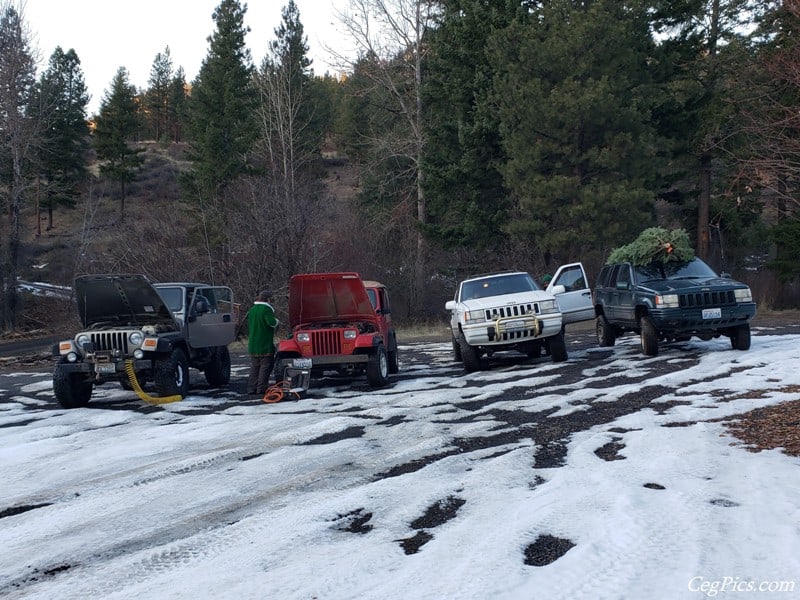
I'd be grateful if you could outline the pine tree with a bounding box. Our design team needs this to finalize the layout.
[93,67,144,220]
[145,47,173,142]
[0,3,38,331]
[184,0,255,200]
[422,0,524,251]
[490,0,663,267]
[35,46,90,231]
[649,0,768,263]
[250,0,325,279]
[607,227,695,266]
[256,0,321,174]
[168,66,188,143]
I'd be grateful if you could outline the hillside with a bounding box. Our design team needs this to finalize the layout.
[11,142,360,338]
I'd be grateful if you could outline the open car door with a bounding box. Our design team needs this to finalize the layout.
[548,262,594,325]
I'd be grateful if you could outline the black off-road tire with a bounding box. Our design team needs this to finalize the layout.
[387,337,399,375]
[53,363,93,409]
[548,331,568,362]
[596,314,616,347]
[730,323,751,351]
[205,346,231,387]
[154,348,190,397]
[451,334,463,362]
[366,346,390,387]
[459,338,482,373]
[526,343,542,359]
[640,316,659,356]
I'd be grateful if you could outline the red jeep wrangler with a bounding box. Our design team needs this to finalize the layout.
[274,273,398,390]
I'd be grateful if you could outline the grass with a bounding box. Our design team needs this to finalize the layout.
[396,321,450,343]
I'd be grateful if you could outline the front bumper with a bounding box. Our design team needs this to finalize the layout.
[648,303,756,333]
[278,354,370,370]
[55,358,155,378]
[461,312,563,347]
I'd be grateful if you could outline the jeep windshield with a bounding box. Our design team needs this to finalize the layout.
[635,258,718,283]
[460,273,539,300]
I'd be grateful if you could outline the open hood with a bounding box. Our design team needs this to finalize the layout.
[288,273,377,328]
[74,274,176,328]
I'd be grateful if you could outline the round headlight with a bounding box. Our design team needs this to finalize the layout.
[129,331,144,345]
[76,334,90,347]
[133,349,144,359]
[66,352,78,362]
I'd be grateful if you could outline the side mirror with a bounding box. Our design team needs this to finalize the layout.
[720,272,731,279]
[550,284,566,295]
[445,300,456,311]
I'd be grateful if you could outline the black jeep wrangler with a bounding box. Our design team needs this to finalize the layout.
[593,258,756,356]
[52,274,236,408]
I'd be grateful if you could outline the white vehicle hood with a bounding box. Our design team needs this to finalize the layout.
[458,290,555,309]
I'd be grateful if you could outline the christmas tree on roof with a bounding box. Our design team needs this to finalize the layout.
[607,227,695,266]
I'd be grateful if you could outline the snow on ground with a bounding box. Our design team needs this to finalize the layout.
[1,331,799,599]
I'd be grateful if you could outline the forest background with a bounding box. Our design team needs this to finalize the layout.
[1,0,800,334]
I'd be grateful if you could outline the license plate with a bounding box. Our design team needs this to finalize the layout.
[97,363,116,374]
[702,308,722,319]
[292,358,312,368]
[504,320,525,332]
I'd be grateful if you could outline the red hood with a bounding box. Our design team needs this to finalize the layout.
[288,272,377,328]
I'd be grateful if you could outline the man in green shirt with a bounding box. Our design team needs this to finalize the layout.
[246,290,279,396]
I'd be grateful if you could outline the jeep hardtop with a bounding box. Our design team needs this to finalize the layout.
[593,257,756,356]
[52,274,236,408]
[274,272,398,389]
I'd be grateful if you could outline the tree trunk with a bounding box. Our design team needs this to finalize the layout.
[697,0,719,262]
[697,154,711,261]
[120,179,126,221]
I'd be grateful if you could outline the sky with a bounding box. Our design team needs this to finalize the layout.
[23,0,350,115]
[1,329,799,598]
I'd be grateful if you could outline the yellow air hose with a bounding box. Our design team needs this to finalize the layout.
[124,360,183,404]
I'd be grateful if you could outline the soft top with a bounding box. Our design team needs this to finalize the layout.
[74,274,175,328]
[289,272,377,327]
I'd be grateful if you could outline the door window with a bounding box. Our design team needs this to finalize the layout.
[614,265,631,290]
[556,266,588,292]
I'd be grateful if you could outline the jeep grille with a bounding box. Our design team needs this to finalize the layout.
[89,332,129,354]
[496,330,535,341]
[679,290,736,308]
[485,303,536,320]
[312,330,342,355]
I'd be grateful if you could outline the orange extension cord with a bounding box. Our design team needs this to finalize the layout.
[262,381,302,403]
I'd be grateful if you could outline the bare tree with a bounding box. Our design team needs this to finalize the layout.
[0,0,40,332]
[249,1,328,283]
[727,0,800,220]
[331,0,439,312]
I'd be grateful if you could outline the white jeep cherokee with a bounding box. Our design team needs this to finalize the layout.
[446,269,584,372]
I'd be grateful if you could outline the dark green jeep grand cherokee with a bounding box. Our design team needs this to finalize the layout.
[593,258,756,356]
